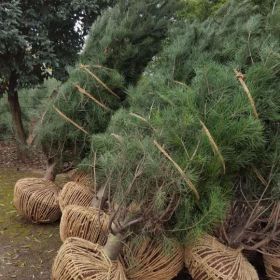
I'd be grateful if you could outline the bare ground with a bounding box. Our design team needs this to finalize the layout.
[0,168,62,280]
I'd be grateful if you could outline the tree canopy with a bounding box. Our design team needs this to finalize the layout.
[0,0,115,148]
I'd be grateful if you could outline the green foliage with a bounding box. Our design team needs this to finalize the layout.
[0,0,116,90]
[37,0,181,163]
[0,79,61,139]
[86,0,279,242]
[179,0,227,20]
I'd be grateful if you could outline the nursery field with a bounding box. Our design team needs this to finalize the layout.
[0,0,279,279]
[0,169,61,279]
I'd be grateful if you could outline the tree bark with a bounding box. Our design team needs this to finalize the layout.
[91,185,107,209]
[103,233,123,261]
[44,158,57,182]
[7,72,26,148]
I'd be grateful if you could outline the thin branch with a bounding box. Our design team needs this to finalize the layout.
[154,140,199,201]
[234,69,259,119]
[75,84,111,111]
[200,120,226,174]
[53,105,89,135]
[80,64,120,99]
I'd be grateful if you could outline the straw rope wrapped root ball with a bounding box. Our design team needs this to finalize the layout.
[185,234,259,280]
[58,181,95,211]
[60,205,109,245]
[13,178,61,223]
[51,237,128,280]
[263,241,280,280]
[122,237,184,280]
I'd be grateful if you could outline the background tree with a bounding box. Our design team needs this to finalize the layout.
[0,0,116,152]
[179,0,227,20]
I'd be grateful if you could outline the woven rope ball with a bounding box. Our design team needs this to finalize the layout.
[60,205,109,245]
[69,169,95,188]
[263,241,280,279]
[122,237,184,280]
[14,178,61,223]
[185,234,259,280]
[52,237,127,280]
[58,181,95,211]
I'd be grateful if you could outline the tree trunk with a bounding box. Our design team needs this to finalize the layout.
[91,185,107,209]
[103,233,123,261]
[44,159,57,182]
[7,72,27,159]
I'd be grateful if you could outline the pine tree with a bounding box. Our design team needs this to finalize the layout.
[36,0,181,172]
[49,1,280,278]
[84,0,279,253]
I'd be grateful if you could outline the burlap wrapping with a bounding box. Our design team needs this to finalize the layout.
[58,181,95,211]
[52,237,127,280]
[263,241,280,279]
[13,178,61,223]
[60,205,109,245]
[185,235,259,280]
[122,237,184,280]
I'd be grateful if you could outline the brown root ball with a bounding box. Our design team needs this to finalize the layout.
[58,181,95,211]
[13,177,61,223]
[60,205,109,245]
[68,169,95,188]
[122,237,184,280]
[185,235,259,280]
[52,237,127,280]
[263,241,280,279]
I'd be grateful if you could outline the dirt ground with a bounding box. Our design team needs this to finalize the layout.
[0,141,46,170]
[0,168,62,280]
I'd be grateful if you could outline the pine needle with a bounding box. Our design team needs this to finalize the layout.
[200,120,226,174]
[53,105,89,135]
[234,69,259,119]
[75,84,111,111]
[154,140,200,201]
[80,64,120,99]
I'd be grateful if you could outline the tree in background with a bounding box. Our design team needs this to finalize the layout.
[0,0,115,153]
[179,0,227,20]
[0,78,61,142]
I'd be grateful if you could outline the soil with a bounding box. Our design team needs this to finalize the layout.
[0,141,46,171]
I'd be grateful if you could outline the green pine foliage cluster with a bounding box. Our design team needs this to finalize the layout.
[179,0,228,20]
[83,0,280,243]
[37,0,181,164]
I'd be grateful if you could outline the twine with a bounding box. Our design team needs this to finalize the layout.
[59,181,95,211]
[263,241,280,279]
[122,238,184,280]
[60,205,109,245]
[52,237,127,280]
[13,178,61,223]
[185,235,259,280]
[69,170,95,188]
